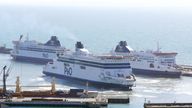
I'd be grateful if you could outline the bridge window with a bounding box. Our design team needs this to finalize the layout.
[150,63,154,68]
[80,66,86,70]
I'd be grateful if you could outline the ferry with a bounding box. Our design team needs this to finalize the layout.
[111,41,181,78]
[43,42,136,90]
[11,35,66,63]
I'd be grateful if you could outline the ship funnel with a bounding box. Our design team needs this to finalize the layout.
[114,41,133,53]
[119,41,127,47]
[75,41,89,55]
[45,36,61,47]
[75,41,84,51]
[51,36,57,40]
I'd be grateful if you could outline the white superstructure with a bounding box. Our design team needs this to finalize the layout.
[111,41,181,78]
[43,42,136,89]
[11,35,66,63]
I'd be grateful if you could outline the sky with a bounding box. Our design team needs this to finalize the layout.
[0,0,192,9]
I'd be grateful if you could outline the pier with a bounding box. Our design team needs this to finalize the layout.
[177,65,192,77]
[97,92,129,104]
[144,103,192,108]
[0,45,12,54]
[0,76,130,107]
[0,97,107,108]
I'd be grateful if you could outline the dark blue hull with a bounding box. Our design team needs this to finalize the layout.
[1,101,107,107]
[43,71,133,91]
[132,68,181,78]
[11,55,52,64]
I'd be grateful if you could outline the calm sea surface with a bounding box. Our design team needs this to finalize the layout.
[0,6,192,108]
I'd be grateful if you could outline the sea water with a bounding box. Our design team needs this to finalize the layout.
[0,6,192,108]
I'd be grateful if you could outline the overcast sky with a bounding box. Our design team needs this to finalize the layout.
[0,0,192,8]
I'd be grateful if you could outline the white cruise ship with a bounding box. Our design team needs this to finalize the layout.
[111,41,181,78]
[11,35,66,63]
[43,42,136,90]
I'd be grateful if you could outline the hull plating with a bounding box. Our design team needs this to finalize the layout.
[43,71,133,90]
[132,68,181,78]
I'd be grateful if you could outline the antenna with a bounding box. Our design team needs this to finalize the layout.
[86,81,89,92]
[26,33,29,41]
[157,41,161,52]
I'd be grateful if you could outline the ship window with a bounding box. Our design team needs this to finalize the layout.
[118,74,124,77]
[150,63,154,68]
[52,66,55,69]
[80,66,86,69]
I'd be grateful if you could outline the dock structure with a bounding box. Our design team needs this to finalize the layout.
[0,97,107,108]
[0,92,130,107]
[97,92,130,104]
[182,71,192,77]
[0,45,12,54]
[144,103,192,108]
[0,76,130,107]
[177,65,192,77]
[0,91,131,107]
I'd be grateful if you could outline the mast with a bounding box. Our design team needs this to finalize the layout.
[157,41,160,52]
[3,65,7,95]
[19,35,23,41]
[15,76,21,93]
[51,77,56,93]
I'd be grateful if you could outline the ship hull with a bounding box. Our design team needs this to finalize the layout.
[132,68,181,78]
[11,49,58,64]
[11,38,65,64]
[11,55,52,64]
[42,57,135,90]
[43,71,133,90]
[0,49,12,54]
